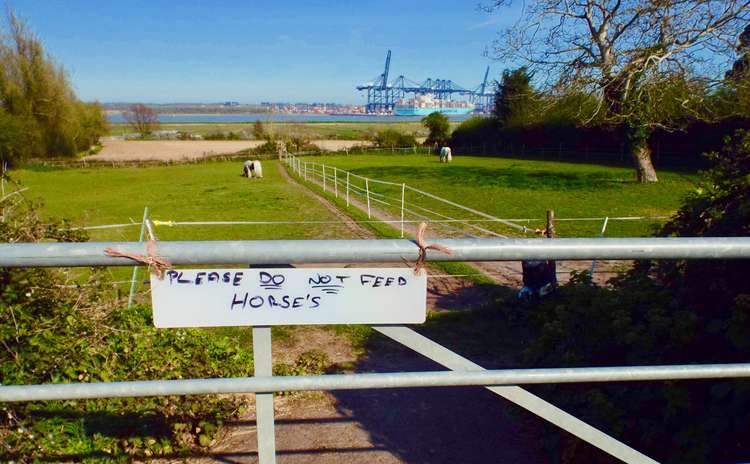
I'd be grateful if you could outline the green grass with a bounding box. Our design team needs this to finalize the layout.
[297,152,698,237]
[14,160,354,242]
[12,160,359,296]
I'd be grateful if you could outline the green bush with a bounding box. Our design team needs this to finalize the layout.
[203,131,243,141]
[0,13,107,163]
[373,129,417,148]
[0,190,254,461]
[510,131,750,463]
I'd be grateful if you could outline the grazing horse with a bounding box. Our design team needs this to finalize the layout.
[252,160,263,178]
[439,146,452,163]
[242,160,263,178]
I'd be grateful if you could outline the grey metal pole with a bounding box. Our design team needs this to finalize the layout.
[253,326,277,464]
[374,326,658,464]
[127,206,149,309]
[322,164,326,192]
[1,237,749,268]
[4,363,750,402]
[346,172,350,207]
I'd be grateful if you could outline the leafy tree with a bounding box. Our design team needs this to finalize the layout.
[727,25,750,81]
[484,0,750,182]
[715,25,750,117]
[492,67,539,128]
[421,111,450,145]
[0,12,106,161]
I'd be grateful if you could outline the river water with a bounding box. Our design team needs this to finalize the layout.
[106,113,475,124]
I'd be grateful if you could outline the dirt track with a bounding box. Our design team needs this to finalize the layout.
[87,140,370,162]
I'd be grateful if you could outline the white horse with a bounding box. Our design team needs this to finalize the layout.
[243,160,263,178]
[252,160,263,178]
[439,146,452,163]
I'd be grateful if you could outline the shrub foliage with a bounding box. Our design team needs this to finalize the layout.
[0,13,107,165]
[510,130,750,463]
[0,187,254,460]
[373,129,417,148]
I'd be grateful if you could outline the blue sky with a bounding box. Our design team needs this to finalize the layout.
[9,0,520,104]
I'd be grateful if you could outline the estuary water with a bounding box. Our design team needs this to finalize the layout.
[106,113,474,124]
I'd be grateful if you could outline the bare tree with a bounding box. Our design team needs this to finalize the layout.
[123,104,159,136]
[485,0,750,182]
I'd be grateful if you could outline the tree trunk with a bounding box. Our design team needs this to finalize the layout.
[625,122,659,183]
[631,144,659,182]
[631,141,658,183]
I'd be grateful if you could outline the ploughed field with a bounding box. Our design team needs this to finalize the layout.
[296,152,698,238]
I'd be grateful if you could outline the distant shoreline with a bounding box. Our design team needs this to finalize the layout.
[106,113,474,124]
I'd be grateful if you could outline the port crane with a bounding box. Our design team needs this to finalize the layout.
[356,51,495,114]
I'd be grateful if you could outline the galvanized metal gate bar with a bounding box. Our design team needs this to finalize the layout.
[253,326,276,464]
[3,237,750,463]
[0,237,749,267]
[373,326,658,464]
[4,363,750,401]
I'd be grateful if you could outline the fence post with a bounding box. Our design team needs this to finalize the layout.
[127,206,149,309]
[322,165,327,192]
[334,167,338,198]
[253,326,277,464]
[365,178,371,218]
[346,172,350,207]
[590,217,610,275]
[304,162,307,181]
[400,183,406,238]
[546,209,556,238]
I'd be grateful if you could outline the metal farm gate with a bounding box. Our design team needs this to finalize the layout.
[1,236,750,463]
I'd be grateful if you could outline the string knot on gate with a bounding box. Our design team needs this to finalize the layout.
[104,240,172,279]
[412,222,453,275]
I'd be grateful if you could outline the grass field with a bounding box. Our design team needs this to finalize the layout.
[296,152,698,237]
[108,121,459,140]
[12,160,358,298]
[14,160,353,242]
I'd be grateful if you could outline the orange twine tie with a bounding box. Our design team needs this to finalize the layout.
[104,239,172,279]
[412,222,453,275]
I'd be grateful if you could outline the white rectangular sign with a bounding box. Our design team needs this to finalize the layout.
[151,268,427,327]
